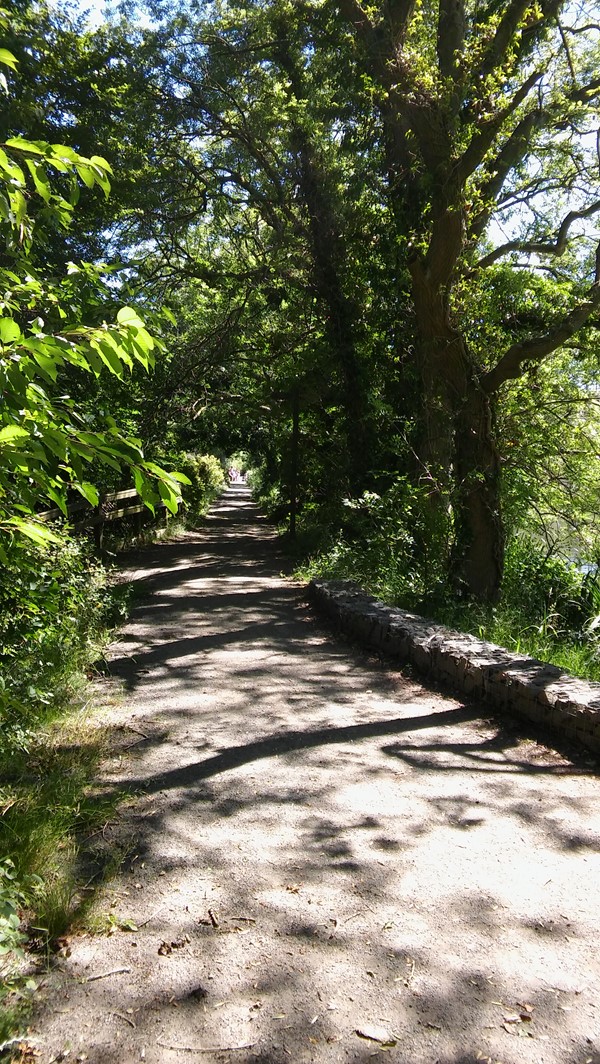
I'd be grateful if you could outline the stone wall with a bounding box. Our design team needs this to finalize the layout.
[309,578,600,754]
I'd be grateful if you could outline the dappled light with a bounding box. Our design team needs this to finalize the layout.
[29,488,600,1064]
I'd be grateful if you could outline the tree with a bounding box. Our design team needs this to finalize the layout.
[0,22,186,551]
[331,0,600,598]
[40,0,600,600]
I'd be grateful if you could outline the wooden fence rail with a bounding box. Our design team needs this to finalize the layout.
[38,488,168,549]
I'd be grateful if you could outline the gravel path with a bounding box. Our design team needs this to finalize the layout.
[30,486,600,1064]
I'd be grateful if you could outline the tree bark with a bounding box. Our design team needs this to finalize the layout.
[273,19,371,492]
[410,258,504,600]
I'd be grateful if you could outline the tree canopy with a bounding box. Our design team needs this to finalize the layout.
[3,0,600,599]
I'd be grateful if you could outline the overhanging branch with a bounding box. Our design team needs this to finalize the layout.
[482,264,600,394]
[476,199,600,268]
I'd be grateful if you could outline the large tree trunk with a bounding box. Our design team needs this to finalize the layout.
[410,259,503,601]
[273,22,371,493]
[453,377,504,601]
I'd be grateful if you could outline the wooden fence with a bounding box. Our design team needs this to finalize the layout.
[38,488,168,549]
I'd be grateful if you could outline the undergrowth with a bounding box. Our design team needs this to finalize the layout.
[296,502,600,683]
[0,532,131,1048]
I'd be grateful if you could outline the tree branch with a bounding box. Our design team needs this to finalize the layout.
[477,0,561,80]
[476,200,600,269]
[469,110,541,241]
[437,0,465,78]
[385,0,416,44]
[477,0,535,78]
[454,70,541,185]
[557,18,577,84]
[569,75,600,102]
[336,0,374,36]
[482,268,600,394]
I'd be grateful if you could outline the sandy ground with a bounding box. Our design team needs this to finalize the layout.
[26,485,600,1064]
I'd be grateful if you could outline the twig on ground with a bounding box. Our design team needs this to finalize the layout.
[85,967,131,982]
[156,1042,256,1054]
[123,735,152,750]
[137,906,166,928]
[113,1011,136,1028]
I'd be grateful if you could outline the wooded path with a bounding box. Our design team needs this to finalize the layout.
[31,487,600,1064]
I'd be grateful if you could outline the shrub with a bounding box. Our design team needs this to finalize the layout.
[168,453,225,521]
[296,478,449,605]
[0,532,113,752]
[501,536,587,633]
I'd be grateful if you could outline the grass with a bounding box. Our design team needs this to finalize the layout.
[0,702,125,986]
[296,544,600,683]
[0,607,135,1048]
[425,599,600,682]
[0,491,221,1048]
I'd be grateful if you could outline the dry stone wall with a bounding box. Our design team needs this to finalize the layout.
[309,578,600,754]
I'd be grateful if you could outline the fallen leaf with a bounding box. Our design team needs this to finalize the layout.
[356,1025,396,1046]
[503,1022,518,1034]
[286,884,301,893]
[517,1002,534,1015]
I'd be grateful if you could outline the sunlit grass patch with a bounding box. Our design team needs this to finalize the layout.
[0,703,126,1044]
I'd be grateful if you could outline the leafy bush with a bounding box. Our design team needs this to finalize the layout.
[167,453,225,521]
[0,532,115,751]
[502,537,588,633]
[297,478,449,604]
[0,861,28,965]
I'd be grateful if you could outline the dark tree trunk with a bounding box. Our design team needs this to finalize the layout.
[289,386,300,540]
[273,21,371,492]
[453,375,504,601]
[410,259,504,601]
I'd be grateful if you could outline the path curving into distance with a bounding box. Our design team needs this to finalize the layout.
[31,486,600,1064]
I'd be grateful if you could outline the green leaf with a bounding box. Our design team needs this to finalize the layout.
[158,480,180,515]
[0,318,21,344]
[75,481,99,507]
[92,339,125,376]
[29,347,59,381]
[90,154,113,175]
[0,48,18,70]
[5,136,44,155]
[75,163,96,189]
[117,306,145,329]
[45,485,68,515]
[0,425,29,445]
[4,518,60,546]
[25,159,51,202]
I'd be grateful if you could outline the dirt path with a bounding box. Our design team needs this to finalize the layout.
[30,486,600,1064]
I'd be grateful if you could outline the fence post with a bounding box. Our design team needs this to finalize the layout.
[93,502,104,551]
